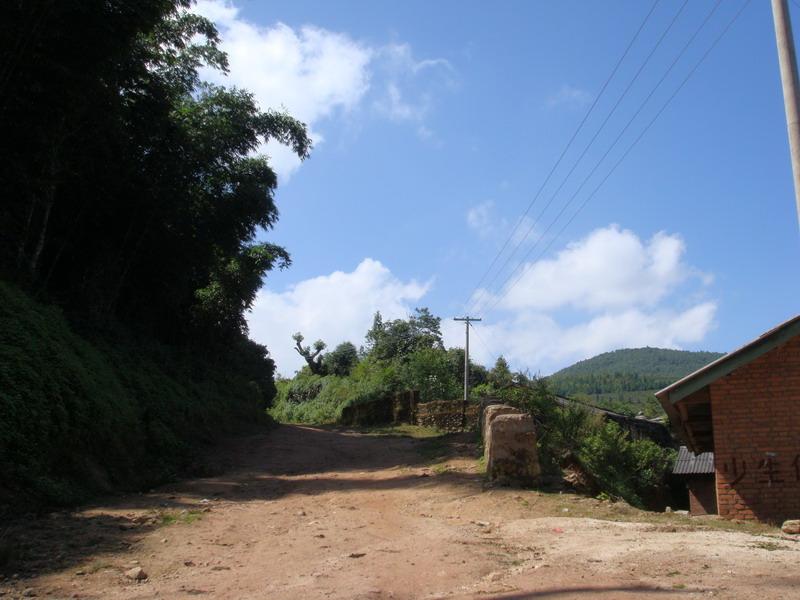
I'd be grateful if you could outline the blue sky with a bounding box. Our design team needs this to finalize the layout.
[195,0,799,375]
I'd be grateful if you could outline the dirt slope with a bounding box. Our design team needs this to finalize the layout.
[1,425,798,599]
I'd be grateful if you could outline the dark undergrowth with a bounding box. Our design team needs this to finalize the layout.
[0,282,270,514]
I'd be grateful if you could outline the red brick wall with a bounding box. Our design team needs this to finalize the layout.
[687,476,717,516]
[710,335,800,522]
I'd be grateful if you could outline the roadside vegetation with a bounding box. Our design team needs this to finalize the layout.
[0,1,309,509]
[271,308,676,510]
[1,0,680,515]
[270,308,484,423]
[0,283,270,507]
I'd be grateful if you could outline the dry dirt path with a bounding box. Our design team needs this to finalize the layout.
[2,425,800,599]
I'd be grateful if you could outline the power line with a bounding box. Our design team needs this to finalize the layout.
[461,0,662,310]
[473,0,724,316]
[466,0,690,315]
[481,0,752,319]
[469,320,501,367]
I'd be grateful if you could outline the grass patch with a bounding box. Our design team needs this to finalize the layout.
[352,424,443,439]
[464,487,780,536]
[159,509,203,526]
[752,541,785,551]
[86,560,115,574]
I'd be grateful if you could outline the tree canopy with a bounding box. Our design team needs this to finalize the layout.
[365,308,444,362]
[0,0,312,505]
[1,1,310,354]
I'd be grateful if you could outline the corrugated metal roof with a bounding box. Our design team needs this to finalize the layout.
[673,446,714,475]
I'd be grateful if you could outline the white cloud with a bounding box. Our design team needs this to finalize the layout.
[193,1,453,179]
[248,259,431,375]
[482,225,697,312]
[372,43,454,140]
[547,84,593,109]
[445,304,717,375]
[456,224,717,373]
[466,201,496,238]
[249,227,716,377]
[194,1,372,180]
[466,200,538,244]
[380,82,422,121]
[378,43,454,78]
[416,125,434,140]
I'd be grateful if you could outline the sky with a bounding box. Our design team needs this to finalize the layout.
[193,0,799,376]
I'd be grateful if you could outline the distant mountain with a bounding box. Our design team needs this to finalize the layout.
[546,348,724,418]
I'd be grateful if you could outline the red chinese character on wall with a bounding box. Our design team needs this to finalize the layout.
[757,455,784,487]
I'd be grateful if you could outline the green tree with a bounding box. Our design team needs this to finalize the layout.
[323,342,359,376]
[445,347,488,391]
[292,333,327,375]
[488,356,514,389]
[0,1,310,348]
[400,348,460,402]
[577,421,675,508]
[365,308,444,362]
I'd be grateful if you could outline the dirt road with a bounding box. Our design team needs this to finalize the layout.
[2,425,799,599]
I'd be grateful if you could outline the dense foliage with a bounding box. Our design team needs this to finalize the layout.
[0,283,268,507]
[547,348,724,417]
[0,1,309,506]
[270,309,491,422]
[273,311,677,508]
[577,421,675,508]
[1,0,309,345]
[485,376,675,509]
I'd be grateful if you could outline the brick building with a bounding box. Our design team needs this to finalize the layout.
[656,315,800,523]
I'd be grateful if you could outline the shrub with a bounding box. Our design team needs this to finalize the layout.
[0,282,268,509]
[577,421,675,508]
[399,348,459,403]
[269,358,400,425]
[481,377,675,506]
[323,342,359,376]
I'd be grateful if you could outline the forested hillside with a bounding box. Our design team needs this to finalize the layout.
[0,1,309,508]
[547,348,724,417]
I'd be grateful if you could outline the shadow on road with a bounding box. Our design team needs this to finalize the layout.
[484,584,701,598]
[0,424,482,580]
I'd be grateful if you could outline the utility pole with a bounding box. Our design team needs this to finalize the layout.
[772,0,800,230]
[454,316,481,428]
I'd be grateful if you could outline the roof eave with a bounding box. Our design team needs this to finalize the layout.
[657,390,699,451]
[656,315,800,404]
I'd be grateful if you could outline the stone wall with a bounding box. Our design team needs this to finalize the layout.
[392,391,419,424]
[339,395,393,426]
[414,400,480,431]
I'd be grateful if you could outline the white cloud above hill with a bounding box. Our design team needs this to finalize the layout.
[456,224,716,371]
[247,225,717,376]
